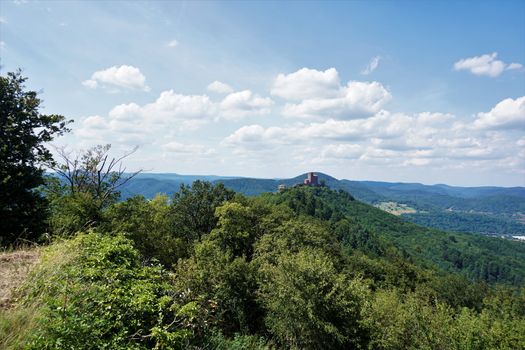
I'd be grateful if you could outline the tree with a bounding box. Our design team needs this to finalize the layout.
[105,194,188,266]
[257,248,369,349]
[171,181,235,242]
[48,144,140,206]
[45,144,141,235]
[175,239,262,336]
[0,70,70,245]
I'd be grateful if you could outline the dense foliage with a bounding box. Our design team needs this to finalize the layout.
[265,187,525,285]
[20,233,204,349]
[211,173,525,236]
[0,71,70,245]
[2,183,525,349]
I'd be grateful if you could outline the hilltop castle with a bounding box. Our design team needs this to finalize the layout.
[278,172,321,192]
[303,172,319,186]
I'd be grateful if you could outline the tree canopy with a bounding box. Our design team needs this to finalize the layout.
[0,70,70,245]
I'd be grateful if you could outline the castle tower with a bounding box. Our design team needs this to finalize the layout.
[304,172,318,186]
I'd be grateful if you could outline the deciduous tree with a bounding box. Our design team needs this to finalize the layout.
[0,70,70,245]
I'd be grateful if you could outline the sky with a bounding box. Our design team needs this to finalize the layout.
[1,0,524,186]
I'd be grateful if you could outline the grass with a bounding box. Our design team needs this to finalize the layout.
[0,248,41,310]
[0,247,41,350]
[0,239,81,349]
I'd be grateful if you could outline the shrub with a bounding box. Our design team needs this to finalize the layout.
[15,232,203,349]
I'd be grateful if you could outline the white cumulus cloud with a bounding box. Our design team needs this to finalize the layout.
[271,67,340,100]
[146,90,215,119]
[271,67,391,120]
[82,65,150,91]
[222,105,524,170]
[320,144,363,159]
[222,124,290,152]
[220,90,273,119]
[207,81,234,94]
[473,96,525,130]
[282,81,391,119]
[453,52,522,77]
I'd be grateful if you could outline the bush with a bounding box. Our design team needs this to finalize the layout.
[105,194,187,266]
[208,332,272,349]
[14,232,204,349]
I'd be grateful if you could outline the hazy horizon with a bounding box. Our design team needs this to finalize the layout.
[1,0,524,186]
[131,171,525,189]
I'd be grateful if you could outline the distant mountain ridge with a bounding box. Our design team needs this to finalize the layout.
[120,173,238,199]
[119,172,525,237]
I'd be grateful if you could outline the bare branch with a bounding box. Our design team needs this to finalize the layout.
[44,144,143,209]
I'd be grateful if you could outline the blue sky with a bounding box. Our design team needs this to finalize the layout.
[1,0,524,186]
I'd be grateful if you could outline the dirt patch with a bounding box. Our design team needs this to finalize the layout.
[0,249,40,309]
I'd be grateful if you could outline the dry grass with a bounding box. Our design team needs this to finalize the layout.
[0,249,41,310]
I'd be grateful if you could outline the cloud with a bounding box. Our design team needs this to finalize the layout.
[74,89,219,148]
[219,90,273,119]
[270,67,391,119]
[271,67,340,100]
[82,65,150,91]
[108,102,143,121]
[222,105,523,170]
[403,158,430,166]
[76,84,277,148]
[207,80,234,94]
[113,90,215,122]
[507,62,523,70]
[162,142,216,156]
[282,81,391,119]
[361,56,381,75]
[82,115,107,129]
[222,124,288,149]
[320,143,363,159]
[473,96,525,130]
[146,90,215,119]
[167,39,178,48]
[453,52,522,77]
[69,63,523,179]
[222,111,424,149]
[222,112,410,152]
[0,41,5,51]
[74,84,278,149]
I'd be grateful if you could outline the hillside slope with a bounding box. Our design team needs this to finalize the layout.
[262,186,525,285]
[117,172,525,236]
[2,183,524,349]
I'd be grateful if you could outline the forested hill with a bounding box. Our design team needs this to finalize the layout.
[216,173,525,216]
[119,173,236,199]
[4,181,525,349]
[119,174,525,284]
[218,174,525,237]
[264,186,525,285]
[120,172,525,237]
